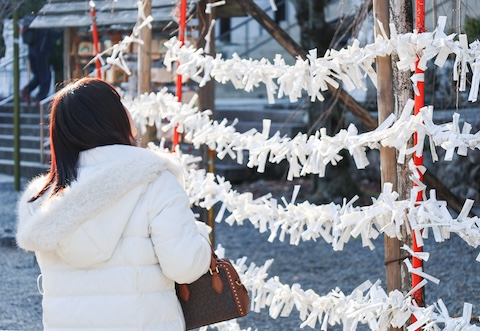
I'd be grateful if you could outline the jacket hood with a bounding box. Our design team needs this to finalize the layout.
[16,145,182,267]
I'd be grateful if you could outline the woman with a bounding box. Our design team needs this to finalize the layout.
[16,78,211,330]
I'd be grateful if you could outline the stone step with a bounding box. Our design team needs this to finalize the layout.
[0,159,49,178]
[0,117,49,130]
[0,123,49,136]
[0,104,49,178]
[0,146,49,163]
[0,103,42,113]
[0,107,45,116]
[0,134,48,150]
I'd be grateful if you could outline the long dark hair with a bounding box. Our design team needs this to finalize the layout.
[30,78,136,202]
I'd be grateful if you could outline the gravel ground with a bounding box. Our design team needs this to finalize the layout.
[1,174,480,330]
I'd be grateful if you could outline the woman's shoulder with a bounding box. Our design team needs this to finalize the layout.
[80,145,179,174]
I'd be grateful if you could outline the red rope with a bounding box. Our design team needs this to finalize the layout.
[412,0,425,328]
[89,1,102,79]
[173,0,187,148]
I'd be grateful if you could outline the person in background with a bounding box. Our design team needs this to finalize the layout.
[16,78,211,330]
[50,28,64,90]
[21,14,52,105]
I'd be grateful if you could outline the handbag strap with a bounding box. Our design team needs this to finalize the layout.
[177,246,224,302]
[209,249,224,294]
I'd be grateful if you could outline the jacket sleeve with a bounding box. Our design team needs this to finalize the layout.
[16,176,48,252]
[147,171,211,284]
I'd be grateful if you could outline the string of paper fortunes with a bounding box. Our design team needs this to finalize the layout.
[144,138,480,257]
[124,87,480,182]
[144,144,480,331]
[102,14,480,103]
[162,15,480,103]
[212,253,476,331]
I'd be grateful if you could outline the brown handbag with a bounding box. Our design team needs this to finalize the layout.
[175,249,250,330]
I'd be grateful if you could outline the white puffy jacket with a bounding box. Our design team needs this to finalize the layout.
[16,144,211,331]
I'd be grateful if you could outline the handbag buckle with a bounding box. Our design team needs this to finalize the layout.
[209,266,220,275]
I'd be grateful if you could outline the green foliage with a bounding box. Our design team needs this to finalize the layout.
[464,16,480,43]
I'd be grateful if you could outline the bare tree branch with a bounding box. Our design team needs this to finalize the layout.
[0,0,25,21]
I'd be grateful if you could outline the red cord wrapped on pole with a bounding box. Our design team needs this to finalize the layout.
[89,0,102,79]
[412,0,425,326]
[173,0,187,148]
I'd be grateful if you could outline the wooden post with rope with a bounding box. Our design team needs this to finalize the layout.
[372,2,404,322]
[390,0,416,307]
[412,0,426,316]
[196,0,217,244]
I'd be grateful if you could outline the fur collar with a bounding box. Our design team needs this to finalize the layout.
[16,145,181,252]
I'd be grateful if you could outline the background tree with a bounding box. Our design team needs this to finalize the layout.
[464,15,480,42]
[292,0,374,204]
[0,0,45,59]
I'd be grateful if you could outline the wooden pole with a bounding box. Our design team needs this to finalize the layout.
[390,0,415,307]
[196,0,216,244]
[196,1,215,113]
[13,6,20,191]
[138,0,152,147]
[372,0,403,308]
[138,0,151,94]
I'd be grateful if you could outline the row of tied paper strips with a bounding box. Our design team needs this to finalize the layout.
[120,85,480,330]
[160,15,480,103]
[100,5,480,330]
[107,16,480,104]
[142,142,480,331]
